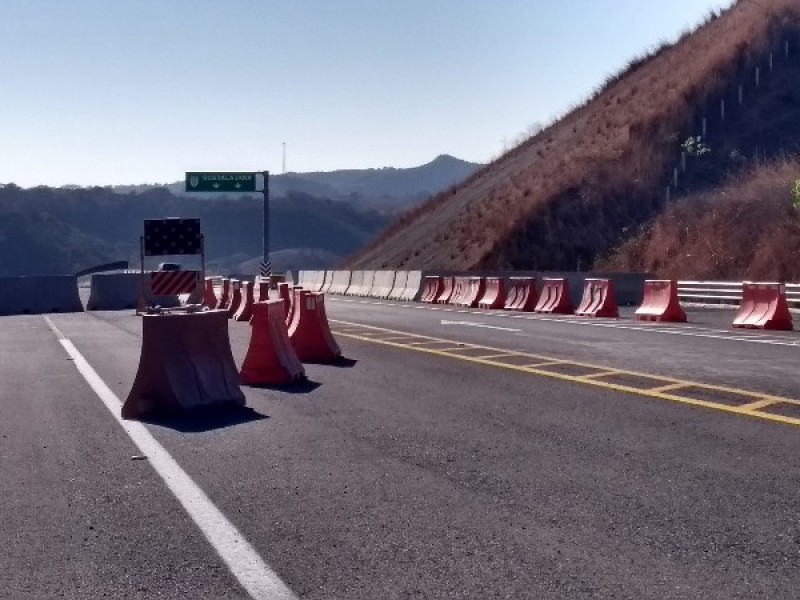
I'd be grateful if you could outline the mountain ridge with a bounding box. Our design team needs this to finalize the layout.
[344,0,800,276]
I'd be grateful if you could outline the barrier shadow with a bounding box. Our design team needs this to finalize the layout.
[245,378,322,394]
[139,404,268,433]
[311,356,358,368]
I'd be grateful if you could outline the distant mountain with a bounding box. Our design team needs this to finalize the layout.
[113,155,482,213]
[0,184,391,277]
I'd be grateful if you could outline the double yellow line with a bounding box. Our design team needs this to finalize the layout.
[331,319,800,429]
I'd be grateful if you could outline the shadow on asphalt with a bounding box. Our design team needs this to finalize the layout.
[318,356,358,368]
[245,378,322,394]
[140,404,268,433]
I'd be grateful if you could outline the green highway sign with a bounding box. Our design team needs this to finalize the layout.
[185,172,257,193]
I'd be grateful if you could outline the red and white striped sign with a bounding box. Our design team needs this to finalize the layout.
[150,270,198,296]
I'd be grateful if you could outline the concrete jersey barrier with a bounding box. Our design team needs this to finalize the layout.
[328,270,352,295]
[369,271,396,298]
[346,271,365,295]
[402,271,423,301]
[0,275,84,316]
[87,272,140,310]
[388,271,408,300]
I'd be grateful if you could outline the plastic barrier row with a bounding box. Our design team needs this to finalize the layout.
[123,284,343,419]
[297,270,422,301]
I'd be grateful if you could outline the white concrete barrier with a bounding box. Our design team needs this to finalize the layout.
[346,271,365,295]
[359,271,376,296]
[388,271,408,300]
[402,271,423,301]
[328,270,352,295]
[87,272,182,310]
[368,271,396,298]
[0,276,84,315]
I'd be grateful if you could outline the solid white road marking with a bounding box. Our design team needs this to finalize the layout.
[440,319,522,332]
[43,316,297,600]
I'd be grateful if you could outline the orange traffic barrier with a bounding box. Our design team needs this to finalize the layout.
[635,280,687,322]
[478,277,506,309]
[504,277,537,311]
[203,277,219,309]
[277,282,292,319]
[233,282,254,322]
[288,290,342,362]
[732,282,793,330]
[218,279,231,310]
[448,277,469,305]
[420,276,442,303]
[240,300,305,385]
[226,280,242,318]
[456,277,486,308]
[286,286,302,327]
[575,279,618,318]
[122,310,245,419]
[534,278,573,314]
[435,277,456,304]
[257,280,270,302]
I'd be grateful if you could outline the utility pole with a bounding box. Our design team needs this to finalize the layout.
[282,142,286,174]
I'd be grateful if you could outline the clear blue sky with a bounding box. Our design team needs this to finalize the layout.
[0,0,735,187]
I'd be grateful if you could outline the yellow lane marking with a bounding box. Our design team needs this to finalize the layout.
[471,353,519,360]
[648,383,694,393]
[575,370,625,380]
[330,319,800,429]
[736,399,780,412]
[518,360,569,368]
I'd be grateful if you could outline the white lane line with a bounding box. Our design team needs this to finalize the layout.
[43,316,297,600]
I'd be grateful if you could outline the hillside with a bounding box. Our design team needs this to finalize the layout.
[345,0,800,274]
[600,158,800,281]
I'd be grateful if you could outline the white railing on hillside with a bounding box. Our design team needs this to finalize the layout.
[677,281,800,308]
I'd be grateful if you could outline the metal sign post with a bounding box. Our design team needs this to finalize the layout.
[261,171,271,281]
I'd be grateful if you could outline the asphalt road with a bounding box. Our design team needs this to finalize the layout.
[2,298,800,599]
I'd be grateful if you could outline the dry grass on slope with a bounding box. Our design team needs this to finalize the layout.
[599,158,800,281]
[347,0,800,271]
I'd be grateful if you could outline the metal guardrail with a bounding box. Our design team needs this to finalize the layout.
[677,281,800,308]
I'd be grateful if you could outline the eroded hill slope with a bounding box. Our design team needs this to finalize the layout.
[345,0,800,273]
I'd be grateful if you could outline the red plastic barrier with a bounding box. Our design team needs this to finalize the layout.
[435,277,456,304]
[575,279,619,318]
[122,310,245,419]
[478,277,506,309]
[203,278,219,309]
[233,282,254,322]
[504,277,537,311]
[218,279,231,311]
[534,278,573,314]
[419,276,442,303]
[277,282,292,319]
[286,286,302,327]
[288,291,342,362]
[448,277,470,305]
[456,277,486,308]
[257,280,270,302]
[226,280,242,318]
[732,282,793,330]
[240,300,305,385]
[634,280,687,323]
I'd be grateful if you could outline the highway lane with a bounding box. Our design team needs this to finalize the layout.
[326,296,800,402]
[2,306,800,598]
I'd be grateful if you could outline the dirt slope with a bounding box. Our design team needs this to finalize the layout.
[345,0,800,272]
